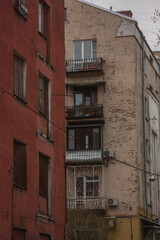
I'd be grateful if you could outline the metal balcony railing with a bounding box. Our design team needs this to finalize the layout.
[66,104,103,119]
[65,58,104,76]
[66,149,103,161]
[67,197,106,210]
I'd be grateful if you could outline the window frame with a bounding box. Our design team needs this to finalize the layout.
[39,153,50,197]
[13,139,27,190]
[39,1,49,39]
[39,74,49,117]
[67,127,101,151]
[74,87,97,107]
[76,175,99,199]
[73,39,97,60]
[14,54,27,102]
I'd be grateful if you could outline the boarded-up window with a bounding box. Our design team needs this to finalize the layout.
[40,234,51,240]
[39,154,49,197]
[13,228,25,240]
[14,140,26,189]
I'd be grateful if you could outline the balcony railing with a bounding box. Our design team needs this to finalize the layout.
[65,58,104,76]
[66,149,103,162]
[67,197,106,210]
[66,104,103,119]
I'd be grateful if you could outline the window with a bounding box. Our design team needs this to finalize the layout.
[14,0,27,7]
[145,97,149,121]
[76,176,99,198]
[39,75,48,116]
[74,40,97,60]
[67,127,101,150]
[74,87,97,107]
[40,234,51,240]
[13,228,26,240]
[14,55,27,101]
[64,8,67,21]
[13,140,27,189]
[146,139,150,162]
[155,73,159,92]
[39,154,49,197]
[39,1,48,38]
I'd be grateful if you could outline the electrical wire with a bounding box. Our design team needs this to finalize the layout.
[0,85,160,178]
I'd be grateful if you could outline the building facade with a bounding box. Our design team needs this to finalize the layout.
[65,0,160,239]
[0,1,65,239]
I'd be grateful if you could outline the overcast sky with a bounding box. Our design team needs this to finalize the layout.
[85,0,160,51]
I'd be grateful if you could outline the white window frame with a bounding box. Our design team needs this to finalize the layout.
[73,39,97,60]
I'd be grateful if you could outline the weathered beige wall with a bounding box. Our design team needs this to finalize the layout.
[65,0,160,227]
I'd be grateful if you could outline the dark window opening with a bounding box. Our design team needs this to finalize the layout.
[39,154,49,197]
[40,233,51,240]
[65,8,67,21]
[67,127,101,150]
[13,140,27,189]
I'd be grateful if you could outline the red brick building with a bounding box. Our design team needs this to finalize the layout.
[0,1,65,239]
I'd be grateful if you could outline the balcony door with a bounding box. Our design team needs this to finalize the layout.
[73,40,97,70]
[74,87,97,116]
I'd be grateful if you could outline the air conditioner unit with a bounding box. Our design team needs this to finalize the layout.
[107,198,118,207]
[14,0,28,16]
[103,149,115,158]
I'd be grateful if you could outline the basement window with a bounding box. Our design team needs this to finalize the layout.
[13,140,27,189]
[14,54,27,102]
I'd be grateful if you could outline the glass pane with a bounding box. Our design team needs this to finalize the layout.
[92,40,97,59]
[84,40,91,59]
[19,73,23,99]
[39,90,43,112]
[14,72,18,96]
[85,94,91,106]
[14,59,18,71]
[93,128,100,149]
[85,135,89,149]
[39,3,42,32]
[75,93,82,106]
[74,41,82,60]
[68,129,75,150]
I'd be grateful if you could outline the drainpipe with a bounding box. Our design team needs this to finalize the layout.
[142,35,148,218]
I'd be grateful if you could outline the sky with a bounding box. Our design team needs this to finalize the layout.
[85,0,160,51]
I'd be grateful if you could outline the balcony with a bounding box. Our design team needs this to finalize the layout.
[67,197,106,210]
[66,149,103,164]
[66,104,103,120]
[65,58,105,77]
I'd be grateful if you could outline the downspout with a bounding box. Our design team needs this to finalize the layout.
[142,35,148,218]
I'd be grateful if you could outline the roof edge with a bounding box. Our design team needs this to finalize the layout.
[77,0,135,22]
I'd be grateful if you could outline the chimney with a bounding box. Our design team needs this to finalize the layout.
[116,10,133,18]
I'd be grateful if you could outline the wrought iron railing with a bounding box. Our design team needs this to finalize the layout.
[67,197,106,209]
[66,149,103,161]
[65,58,104,73]
[66,104,103,119]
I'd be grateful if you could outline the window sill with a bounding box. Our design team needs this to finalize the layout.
[36,129,54,145]
[14,95,27,105]
[36,51,54,71]
[13,184,27,191]
[37,213,54,224]
[38,31,47,41]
